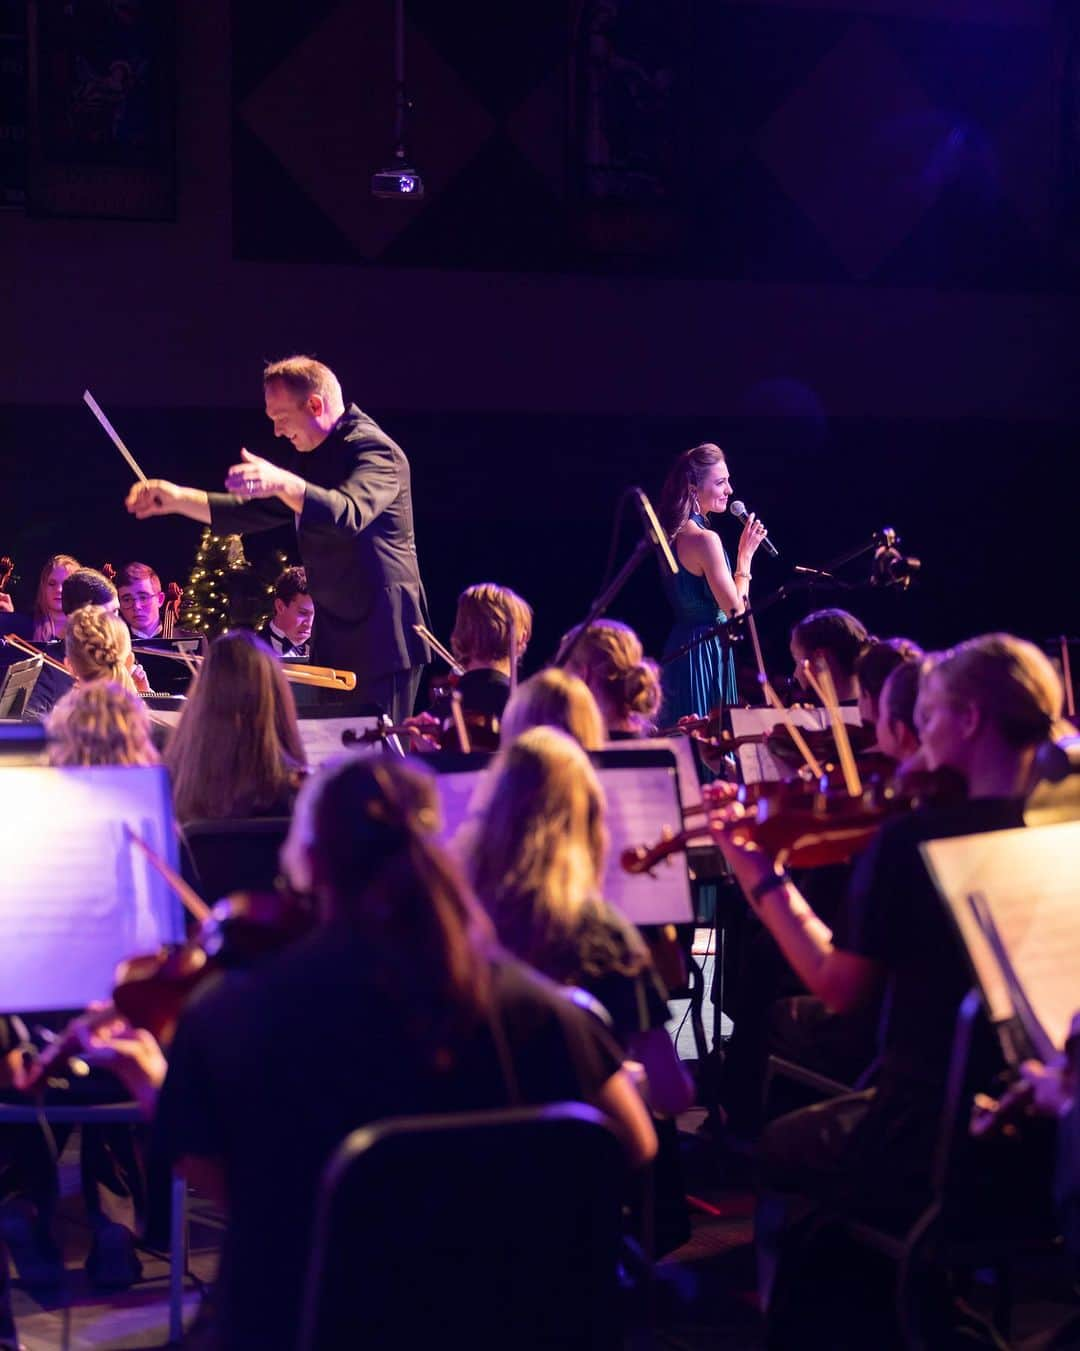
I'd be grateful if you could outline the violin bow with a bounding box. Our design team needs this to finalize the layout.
[742,605,769,707]
[124,824,212,925]
[1061,636,1075,721]
[759,680,825,780]
[413,623,464,676]
[801,659,862,797]
[448,689,472,754]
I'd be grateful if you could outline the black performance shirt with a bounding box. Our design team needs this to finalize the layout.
[155,926,621,1351]
[844,797,1026,1092]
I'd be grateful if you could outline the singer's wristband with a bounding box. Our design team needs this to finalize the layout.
[750,869,791,904]
[735,571,751,582]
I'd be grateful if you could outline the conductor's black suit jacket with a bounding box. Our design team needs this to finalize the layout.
[208,405,429,683]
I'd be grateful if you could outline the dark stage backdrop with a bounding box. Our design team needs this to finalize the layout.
[0,402,1068,688]
[1,0,1077,693]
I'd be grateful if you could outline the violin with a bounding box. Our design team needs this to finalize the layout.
[621,766,967,876]
[112,887,317,1045]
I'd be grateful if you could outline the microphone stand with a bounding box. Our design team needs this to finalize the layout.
[553,537,655,668]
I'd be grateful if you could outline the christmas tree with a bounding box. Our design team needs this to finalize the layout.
[180,529,286,638]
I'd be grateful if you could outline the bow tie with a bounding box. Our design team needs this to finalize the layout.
[280,638,305,656]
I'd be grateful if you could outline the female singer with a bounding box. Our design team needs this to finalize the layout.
[657,444,768,722]
[31,553,80,642]
[466,726,693,1116]
[65,604,150,695]
[165,629,306,824]
[710,633,1064,1326]
[564,620,662,739]
[46,682,159,768]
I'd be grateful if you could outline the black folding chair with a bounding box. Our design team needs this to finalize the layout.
[835,991,1059,1348]
[298,1103,626,1351]
[179,817,291,902]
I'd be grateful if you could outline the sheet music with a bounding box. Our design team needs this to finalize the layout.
[922,821,1080,1053]
[597,764,693,924]
[0,765,184,1011]
[730,705,863,784]
[298,716,385,769]
[432,756,693,926]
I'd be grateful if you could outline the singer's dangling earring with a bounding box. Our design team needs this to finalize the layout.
[690,487,701,517]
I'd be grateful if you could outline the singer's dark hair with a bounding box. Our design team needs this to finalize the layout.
[658,443,726,537]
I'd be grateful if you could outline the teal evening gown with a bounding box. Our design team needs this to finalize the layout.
[660,514,739,722]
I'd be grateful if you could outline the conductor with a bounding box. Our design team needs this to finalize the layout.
[125,356,430,721]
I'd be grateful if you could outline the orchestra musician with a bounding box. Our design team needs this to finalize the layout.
[31,553,80,642]
[789,608,870,704]
[165,630,306,825]
[124,355,431,722]
[46,682,159,768]
[61,568,121,620]
[499,668,606,751]
[64,604,151,696]
[151,755,656,1351]
[258,566,315,662]
[708,633,1065,1333]
[657,443,769,723]
[875,658,922,768]
[116,561,192,641]
[564,619,662,740]
[401,582,532,751]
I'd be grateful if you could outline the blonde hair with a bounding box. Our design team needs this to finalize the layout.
[46,681,159,767]
[567,620,661,733]
[466,727,622,973]
[499,668,606,750]
[32,553,80,641]
[165,630,306,823]
[925,633,1063,750]
[65,605,137,693]
[450,583,533,668]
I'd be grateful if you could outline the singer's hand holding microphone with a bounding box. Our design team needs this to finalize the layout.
[730,499,779,562]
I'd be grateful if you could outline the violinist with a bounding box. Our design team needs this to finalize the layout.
[875,657,922,768]
[709,633,1064,1334]
[500,668,606,751]
[789,608,870,704]
[65,604,151,696]
[61,567,121,619]
[657,443,770,722]
[46,682,159,768]
[153,755,655,1351]
[404,583,532,750]
[258,565,314,661]
[564,619,662,739]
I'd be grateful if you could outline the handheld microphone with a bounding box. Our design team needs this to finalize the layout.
[729,500,779,558]
[633,487,678,576]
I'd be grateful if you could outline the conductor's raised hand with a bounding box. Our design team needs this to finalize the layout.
[125,478,185,518]
[225,446,303,500]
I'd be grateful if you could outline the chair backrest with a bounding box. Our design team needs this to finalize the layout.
[298,1102,626,1351]
[180,817,291,903]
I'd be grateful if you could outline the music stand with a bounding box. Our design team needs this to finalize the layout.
[0,655,43,717]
